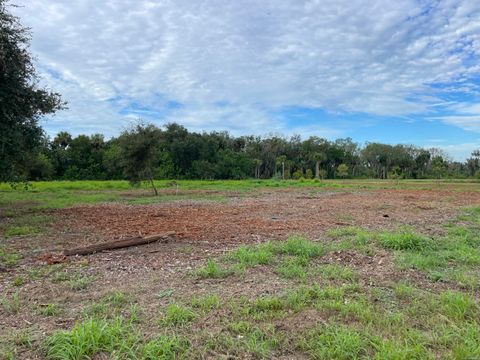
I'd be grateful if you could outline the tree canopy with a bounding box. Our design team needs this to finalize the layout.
[0,0,63,182]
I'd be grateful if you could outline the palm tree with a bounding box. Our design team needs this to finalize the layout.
[312,152,327,179]
[53,131,72,149]
[276,155,287,180]
[253,159,262,179]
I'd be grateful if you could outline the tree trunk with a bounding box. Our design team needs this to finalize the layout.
[148,171,158,196]
[63,232,176,256]
[315,161,320,179]
[282,162,285,180]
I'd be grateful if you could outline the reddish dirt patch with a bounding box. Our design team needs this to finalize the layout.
[53,188,480,249]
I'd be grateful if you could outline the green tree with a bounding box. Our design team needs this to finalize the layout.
[276,155,287,180]
[118,123,162,195]
[0,0,64,182]
[312,152,327,179]
[337,163,349,179]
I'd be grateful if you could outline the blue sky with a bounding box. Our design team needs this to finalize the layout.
[12,0,480,160]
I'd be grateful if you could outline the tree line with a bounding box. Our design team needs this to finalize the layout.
[19,122,480,182]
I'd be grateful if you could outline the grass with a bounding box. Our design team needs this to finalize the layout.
[83,291,135,319]
[299,324,369,360]
[2,179,477,214]
[377,228,431,251]
[1,292,21,314]
[190,294,221,311]
[226,236,325,278]
[39,304,61,317]
[51,270,94,290]
[46,318,137,359]
[0,246,21,267]
[314,264,358,282]
[160,303,197,327]
[4,225,38,237]
[194,259,233,279]
[3,181,480,358]
[394,208,480,288]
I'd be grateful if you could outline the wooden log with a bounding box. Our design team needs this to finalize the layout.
[63,231,176,256]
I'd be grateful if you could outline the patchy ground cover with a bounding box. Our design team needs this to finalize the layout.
[0,179,480,359]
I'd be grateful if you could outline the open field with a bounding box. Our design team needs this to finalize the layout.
[1,179,480,359]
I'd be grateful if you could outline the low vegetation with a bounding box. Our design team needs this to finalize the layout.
[1,182,480,358]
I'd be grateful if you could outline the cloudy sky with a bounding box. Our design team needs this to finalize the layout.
[12,0,480,160]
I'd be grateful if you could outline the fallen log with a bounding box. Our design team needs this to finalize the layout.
[63,231,176,256]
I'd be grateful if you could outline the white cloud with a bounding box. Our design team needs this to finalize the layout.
[10,0,480,137]
[428,142,480,161]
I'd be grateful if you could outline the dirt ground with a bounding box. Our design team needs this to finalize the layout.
[1,186,480,358]
[55,188,478,245]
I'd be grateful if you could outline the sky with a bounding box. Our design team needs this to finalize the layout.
[12,0,480,161]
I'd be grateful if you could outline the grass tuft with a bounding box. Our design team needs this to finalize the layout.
[161,303,197,326]
[194,260,233,279]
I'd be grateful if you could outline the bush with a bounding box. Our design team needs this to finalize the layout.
[292,170,304,180]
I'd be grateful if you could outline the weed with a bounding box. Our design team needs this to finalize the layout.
[298,324,369,360]
[1,292,20,314]
[276,236,325,258]
[161,303,197,326]
[377,228,431,251]
[46,318,138,359]
[194,259,233,279]
[0,246,21,266]
[141,335,190,359]
[228,243,274,268]
[129,304,142,323]
[40,304,61,317]
[67,272,94,290]
[191,294,221,311]
[439,291,478,321]
[13,276,25,286]
[4,225,37,237]
[393,281,415,299]
[103,291,132,307]
[157,289,174,299]
[314,264,357,282]
[276,257,308,279]
[12,329,34,348]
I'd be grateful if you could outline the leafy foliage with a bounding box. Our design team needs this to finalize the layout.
[0,0,64,182]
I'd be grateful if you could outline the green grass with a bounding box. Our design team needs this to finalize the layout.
[394,207,480,288]
[0,246,21,267]
[227,236,325,273]
[194,259,233,279]
[314,264,358,282]
[190,294,221,311]
[83,291,135,319]
[1,292,21,314]
[46,318,137,359]
[160,303,197,327]
[2,179,477,214]
[4,225,38,237]
[67,272,94,291]
[377,228,431,251]
[276,256,309,279]
[140,335,190,359]
[51,270,94,290]
[299,324,369,360]
[39,304,61,317]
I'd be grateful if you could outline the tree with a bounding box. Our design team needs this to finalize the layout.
[253,159,262,179]
[118,123,162,195]
[0,0,64,182]
[312,152,327,179]
[276,155,287,180]
[337,163,349,179]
